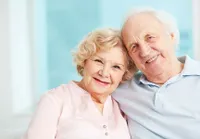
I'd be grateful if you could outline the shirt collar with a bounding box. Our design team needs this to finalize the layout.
[179,55,200,76]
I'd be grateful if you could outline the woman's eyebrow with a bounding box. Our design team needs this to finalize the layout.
[113,63,125,67]
[94,55,125,67]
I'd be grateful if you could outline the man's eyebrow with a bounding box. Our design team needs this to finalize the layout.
[145,32,156,36]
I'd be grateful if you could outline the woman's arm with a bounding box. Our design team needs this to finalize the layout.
[23,93,62,139]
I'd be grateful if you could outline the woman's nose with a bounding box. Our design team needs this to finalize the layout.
[99,65,110,78]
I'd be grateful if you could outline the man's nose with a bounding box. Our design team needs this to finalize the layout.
[139,42,151,57]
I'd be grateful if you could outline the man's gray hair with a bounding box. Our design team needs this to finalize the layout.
[121,7,180,47]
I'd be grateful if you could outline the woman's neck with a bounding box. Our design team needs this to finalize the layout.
[91,92,109,114]
[76,81,109,114]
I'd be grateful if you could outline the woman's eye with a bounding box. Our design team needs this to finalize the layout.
[94,59,103,64]
[113,65,121,70]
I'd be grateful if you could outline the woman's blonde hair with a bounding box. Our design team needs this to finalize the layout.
[73,28,137,82]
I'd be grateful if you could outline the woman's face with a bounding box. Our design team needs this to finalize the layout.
[81,46,126,96]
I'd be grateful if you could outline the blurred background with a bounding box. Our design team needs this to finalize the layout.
[0,0,200,138]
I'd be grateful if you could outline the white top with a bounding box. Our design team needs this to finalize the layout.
[23,81,130,139]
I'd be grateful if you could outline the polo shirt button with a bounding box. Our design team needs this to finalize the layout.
[103,125,107,128]
[105,132,108,136]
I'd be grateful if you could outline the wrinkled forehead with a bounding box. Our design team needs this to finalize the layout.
[122,13,165,42]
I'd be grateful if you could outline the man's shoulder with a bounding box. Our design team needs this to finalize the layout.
[112,72,142,99]
[182,56,200,75]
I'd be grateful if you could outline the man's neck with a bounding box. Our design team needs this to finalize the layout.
[146,61,184,85]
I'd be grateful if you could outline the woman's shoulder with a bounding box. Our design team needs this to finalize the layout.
[41,81,76,104]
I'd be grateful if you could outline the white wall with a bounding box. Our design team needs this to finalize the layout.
[0,0,13,119]
[192,0,200,60]
[0,0,35,138]
[0,0,48,138]
[9,0,33,115]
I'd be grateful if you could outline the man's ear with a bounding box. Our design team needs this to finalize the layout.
[170,33,176,44]
[170,33,175,40]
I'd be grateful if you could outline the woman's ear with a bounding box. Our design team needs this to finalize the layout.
[81,60,88,76]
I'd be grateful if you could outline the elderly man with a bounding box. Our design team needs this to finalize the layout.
[113,7,200,139]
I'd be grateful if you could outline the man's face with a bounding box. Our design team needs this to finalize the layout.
[122,13,176,78]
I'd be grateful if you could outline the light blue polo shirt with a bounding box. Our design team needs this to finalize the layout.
[112,56,200,139]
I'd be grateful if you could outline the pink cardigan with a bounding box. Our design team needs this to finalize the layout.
[23,81,130,139]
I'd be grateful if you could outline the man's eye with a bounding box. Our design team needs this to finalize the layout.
[132,45,136,49]
[147,36,155,41]
[130,45,137,52]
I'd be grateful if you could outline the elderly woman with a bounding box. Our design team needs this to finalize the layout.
[23,28,137,139]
